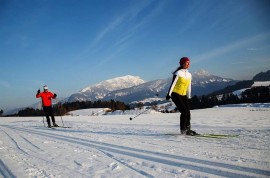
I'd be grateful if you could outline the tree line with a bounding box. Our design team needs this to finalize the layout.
[189,86,270,109]
[3,86,269,116]
[7,100,130,117]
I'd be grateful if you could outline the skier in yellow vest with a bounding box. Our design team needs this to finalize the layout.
[166,57,198,135]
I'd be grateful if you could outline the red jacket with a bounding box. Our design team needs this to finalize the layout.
[36,91,56,107]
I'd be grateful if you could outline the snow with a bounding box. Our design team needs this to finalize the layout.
[252,81,270,87]
[218,103,270,108]
[193,69,211,76]
[68,108,112,116]
[232,88,250,97]
[130,97,165,105]
[80,75,145,93]
[0,105,270,178]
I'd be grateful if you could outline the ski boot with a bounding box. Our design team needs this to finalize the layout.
[53,123,59,127]
[186,125,199,136]
[186,129,199,136]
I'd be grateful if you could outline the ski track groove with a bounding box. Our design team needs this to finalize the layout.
[97,149,155,178]
[0,126,90,178]
[19,135,44,152]
[35,127,155,177]
[2,125,154,177]
[41,130,150,177]
[0,159,16,178]
[2,125,270,178]
[1,126,44,155]
[0,127,29,155]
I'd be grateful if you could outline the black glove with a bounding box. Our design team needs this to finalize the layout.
[166,94,171,100]
[54,93,57,98]
[37,89,40,94]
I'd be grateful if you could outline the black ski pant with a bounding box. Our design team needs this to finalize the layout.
[43,106,55,126]
[171,92,191,131]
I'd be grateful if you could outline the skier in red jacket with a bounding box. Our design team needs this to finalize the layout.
[36,85,59,127]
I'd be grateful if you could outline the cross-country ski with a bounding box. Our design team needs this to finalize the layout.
[165,133,239,139]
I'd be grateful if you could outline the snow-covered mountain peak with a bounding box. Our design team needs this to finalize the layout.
[192,69,233,86]
[193,69,211,77]
[80,75,145,93]
[98,75,145,87]
[65,72,236,104]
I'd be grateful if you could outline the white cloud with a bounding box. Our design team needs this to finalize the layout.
[89,0,166,68]
[193,31,270,63]
[91,17,125,48]
[92,1,165,49]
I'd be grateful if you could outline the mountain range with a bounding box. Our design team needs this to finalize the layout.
[64,70,237,104]
[6,69,269,115]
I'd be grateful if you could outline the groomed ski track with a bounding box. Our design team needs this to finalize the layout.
[1,125,269,178]
[0,107,269,178]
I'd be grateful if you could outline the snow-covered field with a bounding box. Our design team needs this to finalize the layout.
[0,106,270,178]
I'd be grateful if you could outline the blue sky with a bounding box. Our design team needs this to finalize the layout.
[1,0,270,111]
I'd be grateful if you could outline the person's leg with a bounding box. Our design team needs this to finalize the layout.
[43,107,51,127]
[182,96,191,129]
[181,98,199,135]
[48,107,58,126]
[171,93,189,133]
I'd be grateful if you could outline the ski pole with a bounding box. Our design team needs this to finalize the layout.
[42,117,45,127]
[60,115,64,127]
[56,99,65,127]
[40,100,45,127]
[130,93,159,121]
[130,107,151,120]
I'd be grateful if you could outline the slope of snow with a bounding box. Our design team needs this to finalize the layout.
[252,81,270,87]
[218,103,270,108]
[193,69,212,76]
[81,75,145,93]
[232,88,250,96]
[0,106,269,178]
[68,108,112,116]
[192,69,234,84]
[64,75,146,103]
